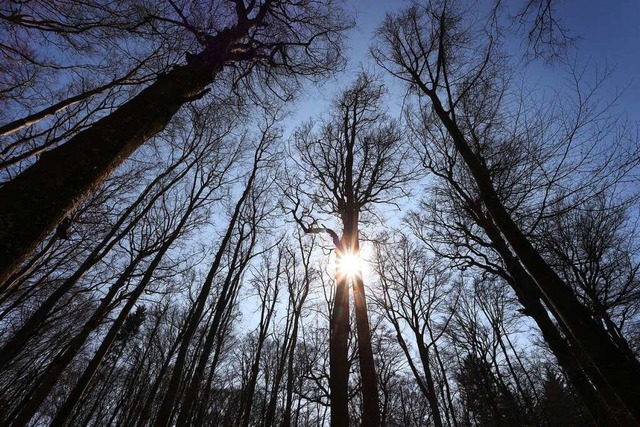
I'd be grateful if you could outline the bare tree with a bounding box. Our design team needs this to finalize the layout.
[374,235,457,427]
[236,248,283,427]
[373,1,640,422]
[540,194,640,359]
[289,72,418,426]
[46,130,235,426]
[0,0,352,286]
[262,233,316,427]
[0,103,237,369]
[153,119,276,426]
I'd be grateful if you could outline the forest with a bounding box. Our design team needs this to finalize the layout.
[1,0,639,426]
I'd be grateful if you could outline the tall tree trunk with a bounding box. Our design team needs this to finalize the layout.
[271,243,311,427]
[352,272,380,426]
[194,294,241,425]
[8,251,146,426]
[0,148,196,366]
[473,205,617,425]
[501,324,553,425]
[414,336,444,427]
[340,86,381,424]
[135,324,186,427]
[493,326,534,419]
[240,259,281,427]
[427,92,640,423]
[430,336,459,427]
[153,144,262,426]
[0,21,255,285]
[263,320,292,427]
[294,73,391,427]
[487,344,527,426]
[281,316,302,427]
[330,271,350,427]
[49,217,190,427]
[345,212,380,427]
[76,348,124,426]
[177,230,258,427]
[117,307,168,427]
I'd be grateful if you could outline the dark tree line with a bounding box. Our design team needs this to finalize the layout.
[1,0,639,426]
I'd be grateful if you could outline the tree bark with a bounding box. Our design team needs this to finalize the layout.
[0,22,253,285]
[340,93,380,424]
[352,273,381,427]
[336,207,380,426]
[330,269,350,427]
[427,91,640,423]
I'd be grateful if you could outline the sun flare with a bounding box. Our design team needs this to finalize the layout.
[338,252,362,280]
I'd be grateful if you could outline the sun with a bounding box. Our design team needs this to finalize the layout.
[338,251,362,280]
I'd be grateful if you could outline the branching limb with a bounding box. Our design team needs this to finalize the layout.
[289,195,342,250]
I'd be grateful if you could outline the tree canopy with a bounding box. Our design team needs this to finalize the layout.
[1,1,639,426]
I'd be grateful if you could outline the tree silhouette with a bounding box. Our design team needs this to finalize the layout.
[289,73,418,426]
[0,0,351,286]
[374,1,640,422]
[0,1,638,426]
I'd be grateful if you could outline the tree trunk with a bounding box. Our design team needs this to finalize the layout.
[135,327,185,427]
[272,260,309,427]
[117,307,168,426]
[267,245,311,427]
[330,272,350,427]
[153,145,261,426]
[49,227,185,426]
[0,23,253,285]
[0,149,194,366]
[177,219,259,425]
[430,337,459,427]
[493,326,535,419]
[346,212,380,427]
[8,251,145,426]
[281,316,301,427]
[474,205,618,425]
[352,273,381,427]
[428,92,640,423]
[414,336,444,427]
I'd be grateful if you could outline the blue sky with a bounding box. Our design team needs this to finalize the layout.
[555,0,640,119]
[288,0,640,124]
